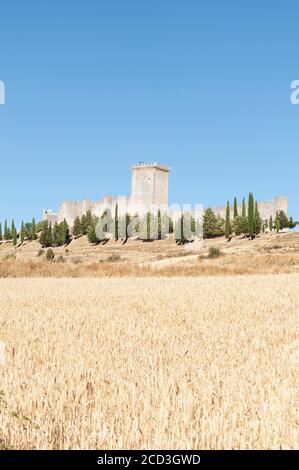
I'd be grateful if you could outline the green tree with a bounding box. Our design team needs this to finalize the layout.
[275,213,281,233]
[86,210,93,231]
[248,192,254,239]
[157,209,162,240]
[87,222,99,244]
[174,214,184,242]
[39,221,53,247]
[59,219,70,245]
[52,222,61,247]
[35,221,44,234]
[114,204,118,240]
[20,221,25,244]
[278,211,289,230]
[203,208,224,238]
[12,224,17,247]
[254,201,262,235]
[242,198,246,218]
[0,222,2,241]
[80,214,88,235]
[233,197,238,219]
[225,201,231,239]
[72,217,82,238]
[168,216,174,234]
[31,218,37,241]
[11,220,15,240]
[4,220,8,240]
[140,212,157,240]
[269,215,273,232]
[233,215,248,236]
[162,212,172,238]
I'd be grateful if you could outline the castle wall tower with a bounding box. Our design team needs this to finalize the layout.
[130,162,169,211]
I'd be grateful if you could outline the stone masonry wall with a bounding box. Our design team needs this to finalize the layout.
[211,196,288,221]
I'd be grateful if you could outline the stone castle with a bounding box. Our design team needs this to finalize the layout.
[43,162,288,226]
[43,162,170,226]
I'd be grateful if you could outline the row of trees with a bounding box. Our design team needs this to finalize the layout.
[38,199,299,247]
[74,208,202,244]
[0,219,37,246]
[222,194,295,239]
[224,194,263,239]
[1,196,297,248]
[39,220,71,247]
[204,194,296,239]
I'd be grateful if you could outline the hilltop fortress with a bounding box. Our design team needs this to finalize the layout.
[43,163,288,226]
[43,163,170,226]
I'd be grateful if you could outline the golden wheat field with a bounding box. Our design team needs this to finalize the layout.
[0,274,298,450]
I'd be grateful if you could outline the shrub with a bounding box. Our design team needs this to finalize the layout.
[208,247,222,259]
[37,249,44,257]
[46,248,55,262]
[107,253,121,262]
[4,254,16,260]
[56,255,66,263]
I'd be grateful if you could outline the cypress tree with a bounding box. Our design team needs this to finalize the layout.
[60,219,70,245]
[254,201,262,235]
[85,211,93,230]
[49,223,53,246]
[225,201,231,239]
[4,220,9,240]
[157,209,161,240]
[161,212,171,239]
[11,220,15,237]
[73,217,82,238]
[31,218,37,241]
[12,224,17,247]
[275,214,281,233]
[52,222,60,246]
[114,204,118,241]
[0,222,2,241]
[4,220,7,240]
[147,212,151,240]
[233,197,238,219]
[278,211,289,230]
[81,214,87,235]
[20,221,25,244]
[242,198,246,218]
[269,215,273,232]
[87,222,99,244]
[174,214,185,242]
[39,221,53,247]
[248,193,254,239]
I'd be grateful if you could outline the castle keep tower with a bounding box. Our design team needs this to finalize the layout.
[130,162,169,210]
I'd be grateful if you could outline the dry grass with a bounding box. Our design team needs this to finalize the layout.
[0,250,298,278]
[0,232,298,277]
[0,275,298,449]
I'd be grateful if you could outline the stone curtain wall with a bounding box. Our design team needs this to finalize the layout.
[211,196,288,221]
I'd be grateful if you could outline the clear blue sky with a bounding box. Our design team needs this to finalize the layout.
[0,0,298,226]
